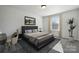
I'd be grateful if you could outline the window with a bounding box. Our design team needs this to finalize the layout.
[51,15,60,31]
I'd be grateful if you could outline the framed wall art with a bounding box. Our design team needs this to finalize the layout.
[24,16,36,25]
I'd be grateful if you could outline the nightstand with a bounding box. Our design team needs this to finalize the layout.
[18,34,22,38]
[39,31,42,32]
[18,34,23,40]
[39,28,42,32]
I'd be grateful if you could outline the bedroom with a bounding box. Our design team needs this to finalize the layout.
[0,5,79,53]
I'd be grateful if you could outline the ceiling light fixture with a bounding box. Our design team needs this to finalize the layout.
[41,5,46,9]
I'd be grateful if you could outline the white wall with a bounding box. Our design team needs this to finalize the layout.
[61,9,79,40]
[0,6,43,36]
[42,9,79,40]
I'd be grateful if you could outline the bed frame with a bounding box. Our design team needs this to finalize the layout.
[21,26,55,50]
[22,26,38,34]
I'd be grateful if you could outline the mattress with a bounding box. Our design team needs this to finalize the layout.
[24,32,54,46]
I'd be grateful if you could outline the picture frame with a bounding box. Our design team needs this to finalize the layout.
[24,16,36,25]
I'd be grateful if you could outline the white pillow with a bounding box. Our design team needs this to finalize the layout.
[33,29,38,32]
[25,30,32,33]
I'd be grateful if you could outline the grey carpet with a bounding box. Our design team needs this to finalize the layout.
[1,38,79,53]
[0,39,60,53]
[61,39,79,53]
[19,39,60,53]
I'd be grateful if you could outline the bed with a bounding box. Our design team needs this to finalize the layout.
[22,26,55,49]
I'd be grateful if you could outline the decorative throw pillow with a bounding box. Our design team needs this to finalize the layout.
[27,30,32,33]
[25,30,33,33]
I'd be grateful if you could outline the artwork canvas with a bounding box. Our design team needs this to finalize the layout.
[24,16,36,25]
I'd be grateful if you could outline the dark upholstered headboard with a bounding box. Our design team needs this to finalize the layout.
[22,26,38,34]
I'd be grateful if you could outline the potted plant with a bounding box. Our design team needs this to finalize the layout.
[68,18,76,37]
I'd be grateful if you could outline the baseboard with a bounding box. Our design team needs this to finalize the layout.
[61,37,79,41]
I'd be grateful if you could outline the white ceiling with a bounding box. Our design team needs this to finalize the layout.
[2,5,79,16]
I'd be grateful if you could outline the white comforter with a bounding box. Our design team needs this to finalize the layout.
[24,32,54,45]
